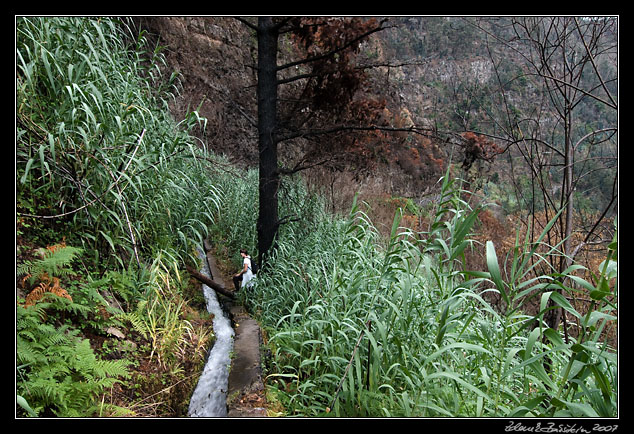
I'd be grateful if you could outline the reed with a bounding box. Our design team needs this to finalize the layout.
[234,169,617,417]
[17,17,219,269]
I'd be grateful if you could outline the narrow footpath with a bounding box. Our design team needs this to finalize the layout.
[202,247,268,417]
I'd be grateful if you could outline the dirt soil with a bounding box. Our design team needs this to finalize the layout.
[203,250,267,417]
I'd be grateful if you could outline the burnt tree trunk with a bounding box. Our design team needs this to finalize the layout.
[256,17,280,269]
[248,17,388,269]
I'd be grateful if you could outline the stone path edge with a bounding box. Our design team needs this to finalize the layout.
[203,248,267,417]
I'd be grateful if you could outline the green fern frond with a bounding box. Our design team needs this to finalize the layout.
[17,302,131,417]
[17,245,82,284]
[16,261,33,278]
[114,310,149,339]
[40,325,72,348]
[18,304,48,322]
[95,359,132,379]
[16,337,43,365]
[37,294,93,317]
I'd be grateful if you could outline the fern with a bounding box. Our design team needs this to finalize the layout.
[73,339,131,383]
[114,300,150,339]
[18,243,83,309]
[16,336,44,366]
[114,310,149,339]
[16,304,131,417]
[36,295,93,318]
[17,243,82,284]
[24,278,73,307]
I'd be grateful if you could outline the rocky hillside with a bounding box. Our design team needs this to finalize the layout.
[134,17,259,166]
[133,17,617,221]
[133,17,454,202]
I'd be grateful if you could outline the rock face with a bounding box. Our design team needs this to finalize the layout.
[134,17,258,166]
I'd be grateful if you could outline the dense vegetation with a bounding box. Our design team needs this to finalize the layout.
[218,168,617,417]
[16,17,220,417]
[16,17,617,418]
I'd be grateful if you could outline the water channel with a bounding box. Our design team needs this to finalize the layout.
[188,248,235,417]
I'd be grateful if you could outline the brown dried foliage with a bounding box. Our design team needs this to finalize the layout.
[290,17,380,113]
[24,274,73,307]
[460,131,503,171]
[20,240,74,307]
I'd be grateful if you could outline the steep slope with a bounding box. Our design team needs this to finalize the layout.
[134,17,258,166]
[134,17,449,200]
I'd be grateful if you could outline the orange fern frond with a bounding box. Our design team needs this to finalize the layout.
[45,238,67,255]
[24,275,72,307]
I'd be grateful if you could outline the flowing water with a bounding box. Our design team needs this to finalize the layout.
[188,249,235,417]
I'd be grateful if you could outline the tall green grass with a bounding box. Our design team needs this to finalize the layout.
[17,17,219,269]
[218,168,617,417]
[16,17,223,416]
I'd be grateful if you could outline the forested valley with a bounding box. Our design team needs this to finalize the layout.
[16,16,617,419]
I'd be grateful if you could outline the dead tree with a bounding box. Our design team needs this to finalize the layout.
[236,17,389,267]
[472,16,618,334]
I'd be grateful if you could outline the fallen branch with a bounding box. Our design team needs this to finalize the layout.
[185,264,235,299]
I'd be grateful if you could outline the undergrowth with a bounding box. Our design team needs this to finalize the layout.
[16,17,219,417]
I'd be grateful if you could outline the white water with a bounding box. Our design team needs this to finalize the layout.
[188,249,235,417]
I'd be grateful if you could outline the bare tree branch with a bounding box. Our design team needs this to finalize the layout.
[277,123,439,144]
[574,17,618,110]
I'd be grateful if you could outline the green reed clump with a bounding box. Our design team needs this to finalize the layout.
[241,169,617,418]
[16,17,224,416]
[17,17,220,269]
